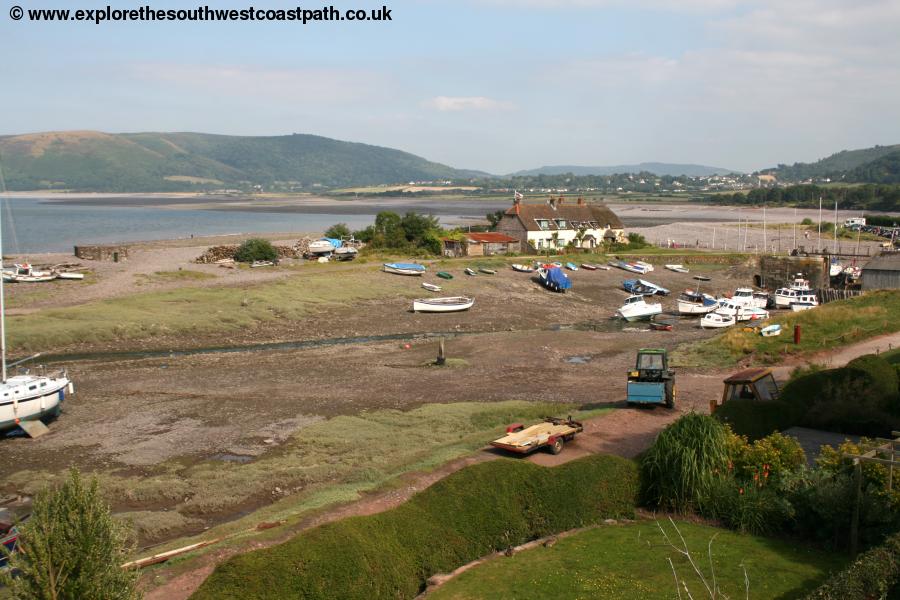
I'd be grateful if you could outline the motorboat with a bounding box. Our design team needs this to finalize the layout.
[731,288,768,309]
[616,295,663,322]
[701,313,736,329]
[383,263,426,276]
[715,300,769,322]
[412,296,474,313]
[665,264,689,273]
[421,282,442,292]
[676,290,718,315]
[774,276,813,308]
[333,246,359,261]
[2,264,57,283]
[511,263,534,273]
[537,266,572,293]
[623,279,669,296]
[790,294,819,311]
[307,239,336,255]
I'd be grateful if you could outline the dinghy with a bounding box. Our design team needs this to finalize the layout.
[55,272,85,280]
[701,313,735,329]
[565,262,578,271]
[665,264,689,273]
[616,295,663,322]
[650,321,673,331]
[760,324,782,337]
[383,263,426,276]
[693,275,711,282]
[464,267,477,276]
[580,263,599,271]
[478,268,496,275]
[437,271,453,280]
[623,279,669,296]
[412,296,474,313]
[511,263,534,273]
[422,282,442,292]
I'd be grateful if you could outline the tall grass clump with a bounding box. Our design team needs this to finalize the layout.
[640,413,731,512]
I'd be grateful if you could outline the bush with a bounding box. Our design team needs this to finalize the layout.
[715,399,802,440]
[233,238,277,263]
[727,430,806,482]
[703,478,794,536]
[1,468,140,600]
[846,354,900,402]
[193,455,637,600]
[805,531,900,599]
[640,413,730,512]
[324,223,351,239]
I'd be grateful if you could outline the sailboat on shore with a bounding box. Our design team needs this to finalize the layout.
[0,177,74,434]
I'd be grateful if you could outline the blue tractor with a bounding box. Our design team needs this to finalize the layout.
[626,348,675,408]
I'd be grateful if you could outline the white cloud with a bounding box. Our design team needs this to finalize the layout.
[425,96,515,111]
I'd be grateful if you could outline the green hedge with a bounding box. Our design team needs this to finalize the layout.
[805,531,900,599]
[192,455,638,600]
[714,399,803,441]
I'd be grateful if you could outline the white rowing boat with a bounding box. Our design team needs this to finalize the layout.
[412,296,475,313]
[421,282,442,292]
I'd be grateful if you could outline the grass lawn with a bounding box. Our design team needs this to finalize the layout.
[673,290,900,367]
[430,521,845,600]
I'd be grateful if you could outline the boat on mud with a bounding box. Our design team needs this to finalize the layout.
[774,276,812,308]
[383,263,426,276]
[464,267,477,276]
[715,301,769,322]
[333,246,359,261]
[2,264,57,283]
[676,290,718,315]
[730,288,769,309]
[665,264,689,273]
[701,312,736,329]
[623,279,669,296]
[565,262,578,271]
[790,294,819,311]
[616,295,663,321]
[421,282,442,292]
[478,268,496,275]
[511,263,534,273]
[537,266,572,293]
[412,296,475,313]
[437,271,453,280]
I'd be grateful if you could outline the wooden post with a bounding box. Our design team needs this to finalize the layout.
[850,459,862,558]
[436,338,446,366]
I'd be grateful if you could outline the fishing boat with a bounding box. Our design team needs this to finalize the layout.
[478,268,496,275]
[616,295,663,322]
[307,239,336,255]
[580,263,598,271]
[676,290,718,315]
[421,282,442,292]
[760,324,782,337]
[0,214,74,435]
[464,267,477,276]
[511,263,534,273]
[565,262,578,271]
[774,277,813,308]
[2,264,57,283]
[701,312,736,329]
[383,263,426,276]
[665,264,689,273]
[537,266,572,293]
[333,246,359,261]
[437,271,453,280]
[412,296,474,313]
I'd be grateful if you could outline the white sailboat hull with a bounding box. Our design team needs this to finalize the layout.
[0,376,71,432]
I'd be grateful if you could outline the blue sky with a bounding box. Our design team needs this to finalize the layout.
[3,0,900,173]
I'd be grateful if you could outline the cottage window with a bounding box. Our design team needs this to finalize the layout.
[554,219,567,229]
[535,219,550,230]
[588,221,599,228]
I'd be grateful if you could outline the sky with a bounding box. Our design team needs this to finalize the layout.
[2,0,900,174]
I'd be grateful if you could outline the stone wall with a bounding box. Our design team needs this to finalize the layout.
[74,244,129,261]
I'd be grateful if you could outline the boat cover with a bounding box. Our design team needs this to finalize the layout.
[321,237,343,248]
[544,267,572,290]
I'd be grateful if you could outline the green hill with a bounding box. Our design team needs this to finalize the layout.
[0,131,485,192]
[845,149,900,184]
[763,144,900,182]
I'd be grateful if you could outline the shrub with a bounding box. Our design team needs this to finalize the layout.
[703,478,794,536]
[846,354,900,404]
[1,468,140,600]
[324,223,351,239]
[805,531,900,599]
[640,413,730,512]
[714,399,802,440]
[193,455,637,600]
[728,430,806,482]
[233,238,277,263]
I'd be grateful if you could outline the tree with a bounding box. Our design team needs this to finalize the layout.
[234,238,277,263]
[2,469,140,600]
[485,210,505,231]
[324,223,351,239]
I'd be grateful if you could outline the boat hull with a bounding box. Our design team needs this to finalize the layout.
[677,300,717,315]
[384,264,426,276]
[412,297,474,313]
[0,378,70,433]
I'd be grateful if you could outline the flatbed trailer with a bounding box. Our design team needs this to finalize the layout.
[490,416,583,455]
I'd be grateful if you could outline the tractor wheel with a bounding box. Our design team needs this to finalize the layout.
[666,384,676,409]
[549,437,565,455]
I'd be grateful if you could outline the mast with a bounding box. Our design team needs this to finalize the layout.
[763,205,767,254]
[0,162,6,383]
[793,207,797,251]
[833,199,838,255]
[817,196,823,253]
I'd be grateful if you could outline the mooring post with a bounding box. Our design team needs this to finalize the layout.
[850,459,862,558]
[436,338,446,366]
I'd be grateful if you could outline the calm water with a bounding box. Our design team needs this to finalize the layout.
[1,198,382,254]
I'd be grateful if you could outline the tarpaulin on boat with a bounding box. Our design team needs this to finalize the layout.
[321,237,343,248]
[544,267,572,290]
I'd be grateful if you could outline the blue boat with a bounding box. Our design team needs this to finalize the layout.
[539,267,572,293]
[623,279,670,296]
[383,263,426,276]
[565,262,578,271]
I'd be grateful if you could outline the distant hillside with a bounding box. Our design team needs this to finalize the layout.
[0,131,486,192]
[763,144,900,182]
[844,149,900,184]
[510,162,736,177]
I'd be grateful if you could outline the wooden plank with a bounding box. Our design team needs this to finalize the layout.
[18,420,50,439]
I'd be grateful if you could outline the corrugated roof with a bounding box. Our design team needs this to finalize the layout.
[463,232,519,243]
[503,201,623,232]
[862,253,900,272]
